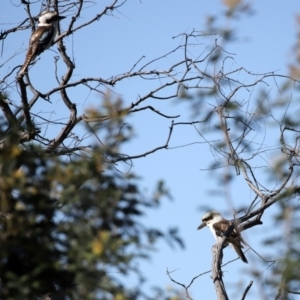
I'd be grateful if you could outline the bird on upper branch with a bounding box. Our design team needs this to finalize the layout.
[18,11,65,77]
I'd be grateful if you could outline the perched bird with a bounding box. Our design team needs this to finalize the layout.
[197,211,248,263]
[18,11,65,77]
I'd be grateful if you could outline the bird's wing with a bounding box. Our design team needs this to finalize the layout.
[213,220,245,248]
[213,220,231,237]
[213,219,248,264]
[30,25,55,56]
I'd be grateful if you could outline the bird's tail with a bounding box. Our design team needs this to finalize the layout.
[18,53,34,77]
[232,243,248,263]
[18,60,30,77]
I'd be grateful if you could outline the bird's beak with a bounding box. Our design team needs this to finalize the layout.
[58,16,66,20]
[197,222,206,230]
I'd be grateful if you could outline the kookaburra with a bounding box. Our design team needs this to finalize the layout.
[197,211,248,263]
[18,11,65,77]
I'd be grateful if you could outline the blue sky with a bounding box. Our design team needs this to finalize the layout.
[2,1,300,299]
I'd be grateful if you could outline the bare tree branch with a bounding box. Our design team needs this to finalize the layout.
[240,281,253,300]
